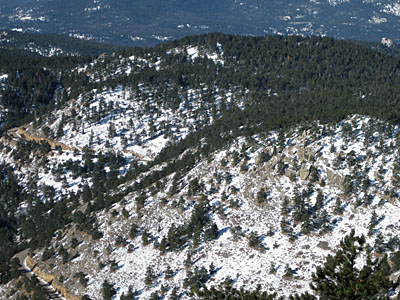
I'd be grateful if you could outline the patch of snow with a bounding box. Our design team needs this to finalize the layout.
[382,3,400,16]
[369,16,387,24]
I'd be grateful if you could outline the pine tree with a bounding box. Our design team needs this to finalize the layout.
[170,287,179,300]
[333,198,343,215]
[149,292,160,300]
[165,265,174,279]
[368,210,378,236]
[120,286,137,300]
[256,188,268,204]
[193,282,277,299]
[314,191,324,211]
[310,229,397,299]
[281,197,290,216]
[145,265,156,286]
[102,280,116,300]
[56,121,64,138]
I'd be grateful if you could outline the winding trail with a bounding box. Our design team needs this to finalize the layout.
[15,249,67,300]
[7,126,148,161]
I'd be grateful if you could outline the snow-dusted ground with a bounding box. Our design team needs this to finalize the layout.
[167,44,224,65]
[22,43,76,57]
[31,115,400,299]
[0,70,240,202]
[0,38,239,206]
[0,74,8,82]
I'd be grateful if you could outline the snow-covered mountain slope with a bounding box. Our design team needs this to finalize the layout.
[2,34,400,300]
[0,86,237,203]
[0,41,235,202]
[19,115,400,299]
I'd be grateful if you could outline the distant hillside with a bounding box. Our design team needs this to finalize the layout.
[0,30,123,57]
[1,0,400,46]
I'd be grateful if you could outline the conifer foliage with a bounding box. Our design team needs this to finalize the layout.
[308,229,397,299]
[192,283,277,300]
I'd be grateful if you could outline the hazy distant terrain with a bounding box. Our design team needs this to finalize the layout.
[1,0,399,46]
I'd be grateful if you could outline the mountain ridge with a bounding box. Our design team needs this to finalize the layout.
[1,33,400,299]
[0,30,123,57]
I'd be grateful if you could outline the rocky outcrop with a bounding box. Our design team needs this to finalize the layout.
[285,168,297,180]
[299,165,311,180]
[25,256,35,269]
[326,168,343,188]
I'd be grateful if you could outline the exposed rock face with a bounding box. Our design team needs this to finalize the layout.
[299,165,311,181]
[326,168,343,188]
[26,256,35,269]
[317,241,331,251]
[285,168,297,179]
[298,148,305,163]
[298,131,318,163]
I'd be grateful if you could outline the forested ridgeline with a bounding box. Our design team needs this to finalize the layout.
[0,30,123,57]
[106,34,400,195]
[90,33,400,133]
[0,53,93,129]
[1,33,400,133]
